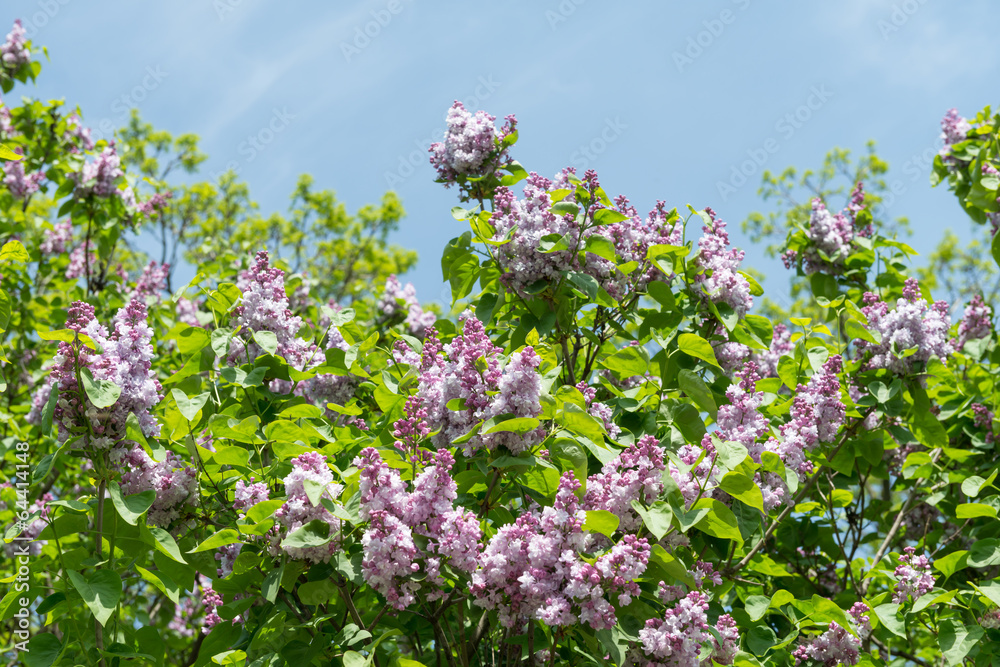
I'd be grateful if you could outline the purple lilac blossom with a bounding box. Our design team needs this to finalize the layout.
[40,219,72,255]
[792,622,860,666]
[0,20,29,69]
[957,293,992,349]
[117,444,197,527]
[73,144,124,198]
[3,159,43,199]
[635,591,738,666]
[429,101,514,184]
[855,278,953,374]
[273,451,345,563]
[378,274,436,336]
[892,546,935,603]
[693,207,753,318]
[584,434,665,531]
[752,322,793,377]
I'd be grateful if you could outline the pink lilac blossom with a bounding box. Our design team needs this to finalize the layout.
[0,104,12,138]
[176,297,204,328]
[981,609,1000,629]
[64,112,94,151]
[972,403,994,430]
[635,591,737,666]
[957,293,992,349]
[792,622,860,666]
[848,602,872,640]
[167,596,199,638]
[0,20,29,69]
[234,477,269,511]
[429,101,514,184]
[472,472,650,631]
[585,434,665,531]
[417,316,543,455]
[752,323,794,378]
[355,448,482,609]
[713,331,751,374]
[940,108,972,149]
[892,546,935,603]
[273,451,344,563]
[116,444,197,527]
[73,144,124,198]
[802,197,855,274]
[693,207,753,318]
[131,261,169,302]
[201,584,224,632]
[576,382,621,439]
[2,486,50,558]
[606,197,684,291]
[65,245,97,281]
[378,274,436,336]
[40,219,72,255]
[856,278,953,374]
[3,159,44,199]
[137,190,172,216]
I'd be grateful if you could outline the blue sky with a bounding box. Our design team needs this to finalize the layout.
[7,0,999,309]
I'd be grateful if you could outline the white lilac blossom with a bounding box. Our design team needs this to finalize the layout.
[693,207,753,318]
[792,622,860,666]
[429,101,515,184]
[117,445,197,527]
[417,316,544,455]
[892,546,935,603]
[3,159,43,199]
[356,448,481,609]
[856,278,953,374]
[635,591,738,666]
[378,274,436,336]
[472,472,650,630]
[273,452,344,563]
[957,293,992,349]
[0,20,30,70]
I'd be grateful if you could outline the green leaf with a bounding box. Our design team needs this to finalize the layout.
[584,235,617,261]
[81,368,121,408]
[872,603,905,638]
[281,519,333,549]
[252,331,278,356]
[68,569,121,626]
[582,510,620,538]
[212,650,248,665]
[600,345,649,377]
[172,389,210,421]
[956,503,998,519]
[23,633,63,667]
[692,498,743,543]
[934,550,968,578]
[0,143,23,161]
[909,387,947,448]
[483,417,541,435]
[677,369,717,416]
[189,529,242,553]
[745,595,770,622]
[135,565,180,604]
[245,498,285,524]
[677,333,720,368]
[108,482,154,526]
[718,470,765,513]
[0,239,29,263]
[147,525,187,564]
[630,500,673,541]
[961,475,990,498]
[939,618,984,666]
[0,289,10,332]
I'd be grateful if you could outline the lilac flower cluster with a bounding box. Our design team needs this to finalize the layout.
[1,485,50,558]
[489,169,681,299]
[474,472,650,630]
[46,299,162,449]
[64,245,97,281]
[417,316,544,455]
[892,546,935,603]
[635,591,738,666]
[940,108,972,150]
[3,159,43,199]
[64,113,95,152]
[377,274,436,336]
[356,447,481,609]
[176,298,204,328]
[957,293,992,349]
[848,602,872,640]
[693,207,753,318]
[0,20,29,70]
[131,261,169,302]
[73,144,124,198]
[40,219,72,255]
[797,184,869,275]
[429,101,515,184]
[856,278,953,374]
[792,622,860,666]
[273,452,344,563]
[576,382,621,439]
[116,445,198,527]
[585,434,665,531]
[752,322,794,378]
